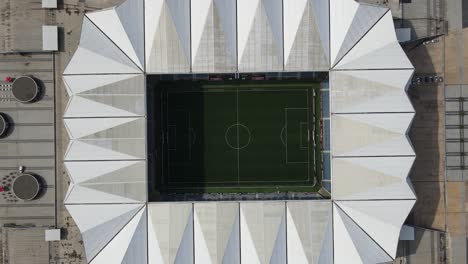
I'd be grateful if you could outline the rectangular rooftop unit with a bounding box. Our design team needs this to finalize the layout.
[396,28,411,42]
[399,225,415,241]
[45,229,61,241]
[42,0,57,8]
[42,25,58,51]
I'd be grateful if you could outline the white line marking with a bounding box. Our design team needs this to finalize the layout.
[188,111,192,161]
[168,125,176,151]
[280,126,286,146]
[285,108,309,164]
[165,87,317,185]
[225,123,251,150]
[167,89,308,94]
[299,122,309,149]
[236,88,239,184]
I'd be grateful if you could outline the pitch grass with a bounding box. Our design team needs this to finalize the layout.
[155,80,322,194]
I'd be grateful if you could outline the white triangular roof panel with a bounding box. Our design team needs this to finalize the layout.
[240,202,286,264]
[144,0,164,64]
[63,74,142,95]
[63,18,141,75]
[147,203,194,264]
[318,213,334,263]
[116,0,145,69]
[147,211,164,264]
[66,204,143,261]
[270,211,286,264]
[332,156,416,200]
[64,117,138,139]
[144,0,191,73]
[191,0,237,72]
[65,160,140,183]
[91,207,147,264]
[64,96,140,118]
[332,113,415,157]
[331,69,415,113]
[330,0,359,65]
[237,0,283,72]
[65,185,140,204]
[121,206,148,264]
[166,0,191,62]
[64,160,146,204]
[63,74,145,117]
[286,201,332,264]
[332,4,388,66]
[86,8,143,69]
[194,214,212,264]
[190,0,212,63]
[194,203,239,264]
[237,0,260,62]
[64,140,144,161]
[283,0,329,70]
[333,204,393,264]
[64,46,140,75]
[334,12,413,70]
[240,207,262,264]
[263,0,283,59]
[174,211,194,264]
[338,200,415,258]
[311,0,330,61]
[283,0,308,60]
[66,203,143,232]
[214,0,238,68]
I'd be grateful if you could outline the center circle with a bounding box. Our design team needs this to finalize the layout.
[225,124,251,150]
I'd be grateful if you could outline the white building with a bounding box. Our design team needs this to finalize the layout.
[63,0,416,263]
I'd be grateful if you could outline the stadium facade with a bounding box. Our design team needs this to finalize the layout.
[62,0,416,263]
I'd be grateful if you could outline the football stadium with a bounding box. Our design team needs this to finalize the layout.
[62,0,417,263]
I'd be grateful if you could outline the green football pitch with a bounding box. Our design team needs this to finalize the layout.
[154,80,322,193]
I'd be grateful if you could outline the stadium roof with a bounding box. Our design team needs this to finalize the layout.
[62,0,416,263]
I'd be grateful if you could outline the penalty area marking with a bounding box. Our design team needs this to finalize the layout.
[285,108,309,164]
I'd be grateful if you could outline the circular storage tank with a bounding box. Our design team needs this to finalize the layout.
[11,76,39,103]
[0,113,7,137]
[12,173,41,201]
